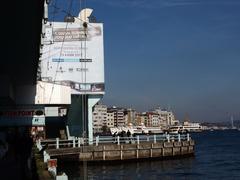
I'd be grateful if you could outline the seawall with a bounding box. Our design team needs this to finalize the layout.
[46,140,195,162]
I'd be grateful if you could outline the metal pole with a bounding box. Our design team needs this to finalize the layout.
[137,136,139,145]
[178,134,181,142]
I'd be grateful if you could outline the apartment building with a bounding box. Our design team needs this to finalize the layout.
[124,108,136,125]
[92,104,107,133]
[107,111,114,128]
[107,106,125,127]
[154,107,179,127]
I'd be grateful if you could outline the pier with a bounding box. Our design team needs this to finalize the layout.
[37,134,195,162]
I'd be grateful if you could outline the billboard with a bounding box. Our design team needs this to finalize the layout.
[40,22,104,94]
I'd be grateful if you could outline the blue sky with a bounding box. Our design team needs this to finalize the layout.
[49,0,240,122]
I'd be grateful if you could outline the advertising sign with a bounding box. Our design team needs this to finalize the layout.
[40,22,105,94]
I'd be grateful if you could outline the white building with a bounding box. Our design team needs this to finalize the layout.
[107,112,114,128]
[144,112,161,127]
[154,107,179,127]
[124,108,136,125]
[108,107,125,127]
[92,104,107,133]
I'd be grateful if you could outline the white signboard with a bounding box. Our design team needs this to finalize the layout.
[32,117,45,126]
[40,22,104,94]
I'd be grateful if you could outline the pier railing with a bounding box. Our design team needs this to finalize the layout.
[36,133,190,151]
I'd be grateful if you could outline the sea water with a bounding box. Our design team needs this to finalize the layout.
[58,130,240,180]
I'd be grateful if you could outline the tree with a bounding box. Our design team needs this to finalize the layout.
[101,125,109,135]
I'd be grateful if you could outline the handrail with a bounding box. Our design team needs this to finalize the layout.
[37,133,191,150]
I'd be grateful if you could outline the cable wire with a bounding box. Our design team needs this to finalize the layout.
[48,0,74,104]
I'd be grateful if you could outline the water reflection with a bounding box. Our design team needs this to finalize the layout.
[59,157,195,180]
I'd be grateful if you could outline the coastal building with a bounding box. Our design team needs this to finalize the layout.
[135,113,146,126]
[146,112,161,127]
[92,104,107,133]
[107,112,114,128]
[140,112,150,127]
[154,107,179,127]
[124,108,137,125]
[108,107,125,127]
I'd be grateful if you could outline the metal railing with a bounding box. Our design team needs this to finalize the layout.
[36,133,190,150]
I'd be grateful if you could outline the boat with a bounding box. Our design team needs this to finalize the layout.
[110,125,164,135]
[168,125,186,134]
[168,122,203,134]
[182,121,203,132]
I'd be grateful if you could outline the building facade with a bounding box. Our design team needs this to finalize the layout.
[108,107,125,127]
[154,107,179,127]
[107,112,114,128]
[124,108,136,126]
[92,104,107,133]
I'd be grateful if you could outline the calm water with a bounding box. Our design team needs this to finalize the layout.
[58,130,240,180]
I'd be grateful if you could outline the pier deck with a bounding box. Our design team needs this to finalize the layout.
[45,140,195,162]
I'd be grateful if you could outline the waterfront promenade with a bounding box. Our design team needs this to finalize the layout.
[59,130,240,180]
[37,134,194,163]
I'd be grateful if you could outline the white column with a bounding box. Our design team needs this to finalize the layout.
[88,95,102,145]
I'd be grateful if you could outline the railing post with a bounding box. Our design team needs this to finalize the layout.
[137,136,139,145]
[73,137,76,148]
[167,134,170,143]
[178,134,181,142]
[56,138,59,149]
[154,135,156,144]
[96,136,99,146]
[78,137,81,147]
[187,133,190,141]
[117,136,120,145]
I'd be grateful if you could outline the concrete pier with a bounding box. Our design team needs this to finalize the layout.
[45,140,195,162]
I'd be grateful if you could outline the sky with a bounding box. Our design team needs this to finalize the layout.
[49,0,240,123]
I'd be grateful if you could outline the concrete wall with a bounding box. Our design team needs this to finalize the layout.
[46,140,195,162]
